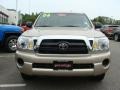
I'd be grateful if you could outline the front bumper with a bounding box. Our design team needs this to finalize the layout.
[15,51,110,76]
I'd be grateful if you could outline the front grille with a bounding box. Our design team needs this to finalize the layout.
[38,39,88,54]
[32,63,94,69]
[73,64,94,69]
[33,63,53,69]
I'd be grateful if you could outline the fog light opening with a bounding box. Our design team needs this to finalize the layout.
[17,58,24,66]
[102,59,110,67]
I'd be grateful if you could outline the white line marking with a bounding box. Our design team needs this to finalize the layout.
[0,55,14,58]
[0,84,26,88]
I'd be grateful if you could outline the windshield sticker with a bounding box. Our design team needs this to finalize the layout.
[42,13,51,18]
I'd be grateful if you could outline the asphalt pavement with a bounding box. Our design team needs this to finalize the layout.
[0,40,120,90]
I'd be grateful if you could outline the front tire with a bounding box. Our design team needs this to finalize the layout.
[5,36,18,52]
[21,73,32,80]
[93,74,105,81]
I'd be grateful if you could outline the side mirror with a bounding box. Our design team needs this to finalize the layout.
[26,22,33,28]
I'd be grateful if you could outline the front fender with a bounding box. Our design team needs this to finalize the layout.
[0,31,4,42]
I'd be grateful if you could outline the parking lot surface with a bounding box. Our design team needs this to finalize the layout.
[0,40,120,90]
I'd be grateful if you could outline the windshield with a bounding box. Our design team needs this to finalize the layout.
[34,13,93,29]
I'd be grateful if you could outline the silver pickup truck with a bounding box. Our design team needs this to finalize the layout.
[15,12,110,81]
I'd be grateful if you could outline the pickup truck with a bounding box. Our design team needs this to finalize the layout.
[0,24,22,52]
[16,12,110,81]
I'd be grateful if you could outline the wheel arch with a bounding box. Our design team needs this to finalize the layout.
[4,32,21,41]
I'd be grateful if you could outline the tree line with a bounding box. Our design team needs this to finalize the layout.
[92,16,120,26]
[21,13,39,24]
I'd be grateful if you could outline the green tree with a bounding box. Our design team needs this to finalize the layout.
[92,16,120,25]
[22,13,39,23]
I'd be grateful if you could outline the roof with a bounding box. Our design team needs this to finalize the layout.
[0,11,8,17]
[40,12,85,14]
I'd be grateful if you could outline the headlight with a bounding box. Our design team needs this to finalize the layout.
[92,37,109,51]
[17,36,36,50]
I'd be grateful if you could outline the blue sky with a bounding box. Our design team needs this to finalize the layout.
[0,0,120,19]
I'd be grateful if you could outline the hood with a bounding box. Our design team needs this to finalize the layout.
[0,25,22,32]
[22,27,105,38]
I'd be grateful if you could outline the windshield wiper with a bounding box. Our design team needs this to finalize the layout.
[60,25,80,27]
[35,25,80,27]
[35,25,53,27]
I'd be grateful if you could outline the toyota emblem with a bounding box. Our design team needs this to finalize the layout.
[58,42,69,50]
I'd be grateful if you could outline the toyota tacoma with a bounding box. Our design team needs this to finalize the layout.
[15,13,110,81]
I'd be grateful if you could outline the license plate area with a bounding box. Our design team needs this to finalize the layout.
[53,61,73,70]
